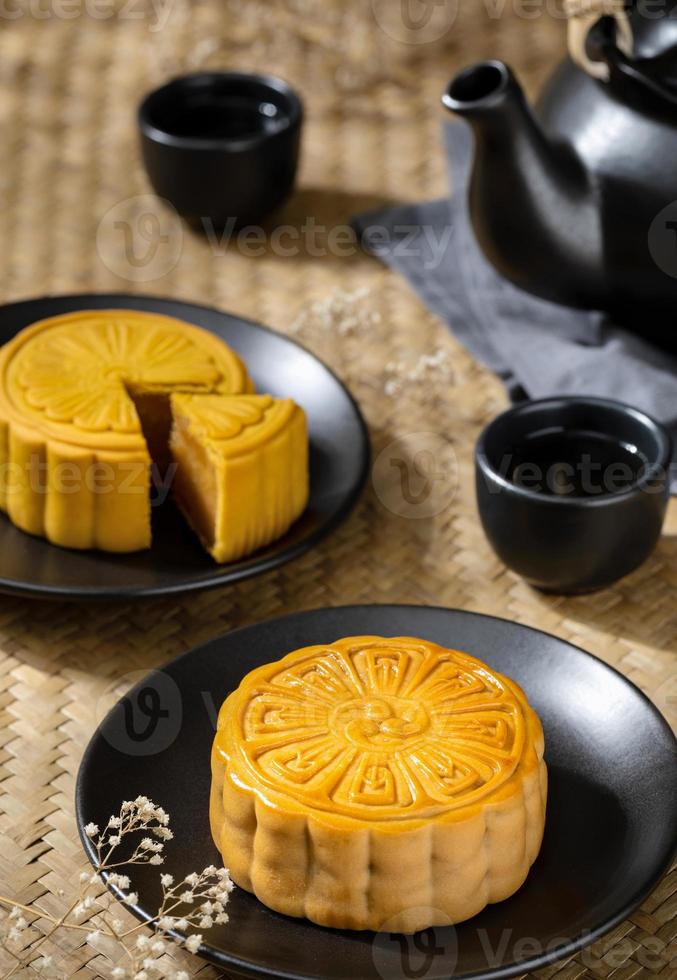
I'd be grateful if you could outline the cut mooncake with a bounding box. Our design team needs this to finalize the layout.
[170,393,308,563]
[210,636,548,933]
[0,309,307,558]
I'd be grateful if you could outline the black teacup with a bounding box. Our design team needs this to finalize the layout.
[476,397,672,594]
[138,72,303,229]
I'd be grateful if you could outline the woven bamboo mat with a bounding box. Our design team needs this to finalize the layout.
[0,2,675,977]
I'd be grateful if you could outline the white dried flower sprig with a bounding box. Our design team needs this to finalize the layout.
[384,347,455,397]
[289,287,382,338]
[0,797,233,980]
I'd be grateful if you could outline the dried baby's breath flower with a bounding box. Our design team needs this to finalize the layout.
[7,913,28,942]
[108,873,131,889]
[0,797,233,980]
[384,347,455,397]
[184,934,202,954]
[289,287,382,338]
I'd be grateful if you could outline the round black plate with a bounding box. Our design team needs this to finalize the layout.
[76,605,677,980]
[0,294,369,599]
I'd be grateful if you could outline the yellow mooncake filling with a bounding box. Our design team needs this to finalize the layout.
[170,393,308,563]
[210,636,548,933]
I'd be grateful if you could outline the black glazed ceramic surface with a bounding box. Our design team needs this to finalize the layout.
[442,4,677,346]
[476,397,672,595]
[139,72,303,228]
[0,294,369,600]
[76,605,677,980]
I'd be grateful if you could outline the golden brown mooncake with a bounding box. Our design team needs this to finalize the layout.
[0,308,283,554]
[170,393,308,563]
[210,636,548,933]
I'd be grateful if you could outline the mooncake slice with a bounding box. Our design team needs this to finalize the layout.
[211,636,547,933]
[169,393,308,563]
[0,309,252,552]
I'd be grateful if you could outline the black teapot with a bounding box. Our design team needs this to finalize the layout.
[443,3,677,349]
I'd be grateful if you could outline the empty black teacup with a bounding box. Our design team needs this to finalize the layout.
[139,72,303,229]
[476,397,672,594]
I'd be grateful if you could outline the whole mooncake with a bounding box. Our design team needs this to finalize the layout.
[0,309,308,560]
[210,636,548,933]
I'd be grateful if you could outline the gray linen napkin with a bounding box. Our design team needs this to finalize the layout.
[355,122,677,476]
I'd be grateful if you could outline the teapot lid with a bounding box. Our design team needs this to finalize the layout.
[627,2,677,59]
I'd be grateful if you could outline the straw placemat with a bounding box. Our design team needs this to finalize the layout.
[0,2,674,977]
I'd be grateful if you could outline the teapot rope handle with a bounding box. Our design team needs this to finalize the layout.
[563,0,633,80]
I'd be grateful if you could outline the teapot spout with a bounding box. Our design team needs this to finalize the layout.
[442,60,517,119]
[442,61,602,309]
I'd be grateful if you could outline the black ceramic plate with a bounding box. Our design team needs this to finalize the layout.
[0,294,369,600]
[76,605,677,980]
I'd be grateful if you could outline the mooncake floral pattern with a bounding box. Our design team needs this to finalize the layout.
[10,318,225,432]
[177,395,274,441]
[234,639,526,820]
